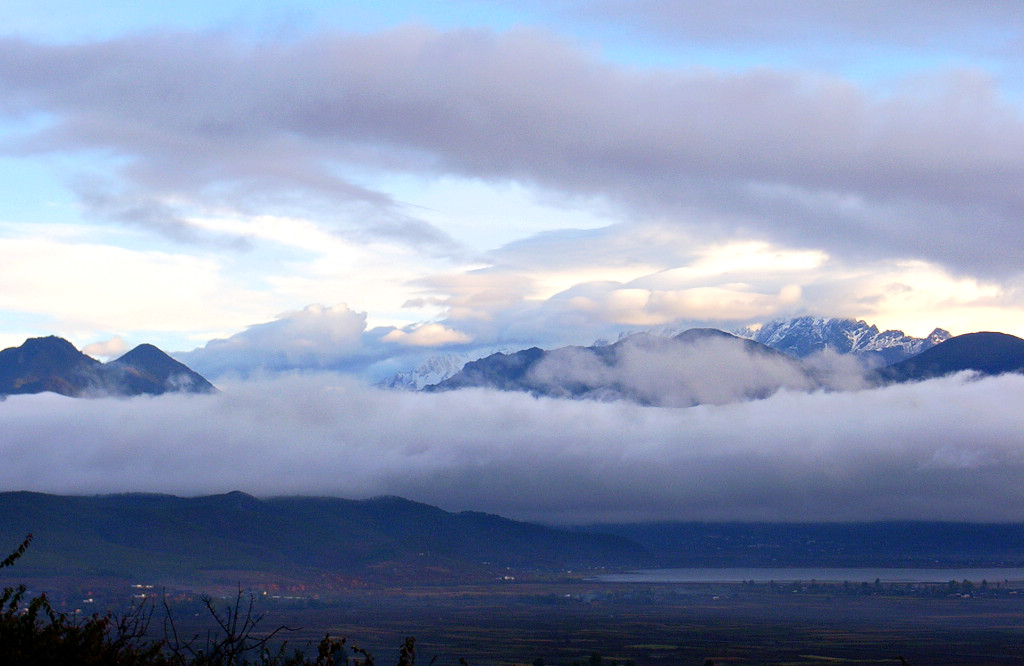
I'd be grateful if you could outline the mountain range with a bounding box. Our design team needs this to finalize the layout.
[0,491,647,586]
[6,492,1024,590]
[388,316,948,393]
[423,319,1024,406]
[0,336,215,398]
[378,350,505,390]
[426,328,815,406]
[6,316,1023,404]
[740,316,952,364]
[873,331,1024,383]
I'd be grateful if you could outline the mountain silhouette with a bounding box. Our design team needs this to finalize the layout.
[0,336,103,396]
[873,331,1024,383]
[105,343,216,395]
[0,336,215,397]
[0,491,649,583]
[426,328,809,406]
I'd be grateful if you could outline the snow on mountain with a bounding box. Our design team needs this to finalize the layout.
[737,316,951,365]
[379,348,512,390]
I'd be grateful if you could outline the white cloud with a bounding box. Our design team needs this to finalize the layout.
[563,284,803,326]
[382,323,472,346]
[82,335,127,360]
[180,303,369,376]
[0,235,262,334]
[3,372,1024,524]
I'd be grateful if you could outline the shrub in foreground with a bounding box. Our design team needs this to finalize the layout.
[0,534,412,665]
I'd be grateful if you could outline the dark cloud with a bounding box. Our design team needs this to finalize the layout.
[2,372,1024,524]
[0,27,1022,273]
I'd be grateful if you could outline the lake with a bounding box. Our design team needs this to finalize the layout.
[594,567,1024,584]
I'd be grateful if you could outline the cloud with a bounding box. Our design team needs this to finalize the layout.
[179,303,370,376]
[3,20,1024,361]
[522,334,822,406]
[514,332,869,407]
[177,303,482,381]
[2,371,1024,524]
[0,234,264,334]
[82,336,127,360]
[382,323,473,346]
[561,284,803,326]
[1,27,1023,277]
[577,1,1023,52]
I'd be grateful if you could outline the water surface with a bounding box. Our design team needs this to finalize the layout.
[595,567,1024,584]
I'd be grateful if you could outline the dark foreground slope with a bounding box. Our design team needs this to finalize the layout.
[0,492,648,584]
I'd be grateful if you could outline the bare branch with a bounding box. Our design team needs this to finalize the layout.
[1,534,32,569]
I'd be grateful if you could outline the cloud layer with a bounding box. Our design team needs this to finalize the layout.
[3,372,1024,524]
[2,26,1024,275]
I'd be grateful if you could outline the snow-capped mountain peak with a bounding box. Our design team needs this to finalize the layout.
[737,316,950,364]
[378,348,513,390]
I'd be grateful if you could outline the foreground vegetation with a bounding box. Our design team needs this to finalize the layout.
[1,535,383,665]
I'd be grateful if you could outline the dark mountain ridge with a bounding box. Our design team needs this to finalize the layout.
[873,331,1024,383]
[426,328,812,406]
[430,346,547,392]
[0,336,102,396]
[0,491,649,584]
[0,336,215,397]
[105,342,216,395]
[425,326,1024,405]
[7,492,1024,589]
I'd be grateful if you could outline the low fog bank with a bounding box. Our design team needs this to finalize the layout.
[524,335,870,406]
[2,372,1023,524]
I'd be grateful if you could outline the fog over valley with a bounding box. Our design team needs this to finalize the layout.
[3,371,1023,524]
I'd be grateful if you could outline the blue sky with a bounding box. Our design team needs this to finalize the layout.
[2,1,1024,380]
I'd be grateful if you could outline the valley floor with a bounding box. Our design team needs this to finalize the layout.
[21,577,1024,665]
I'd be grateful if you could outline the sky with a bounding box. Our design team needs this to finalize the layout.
[3,2,1024,523]
[1,1,1023,375]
